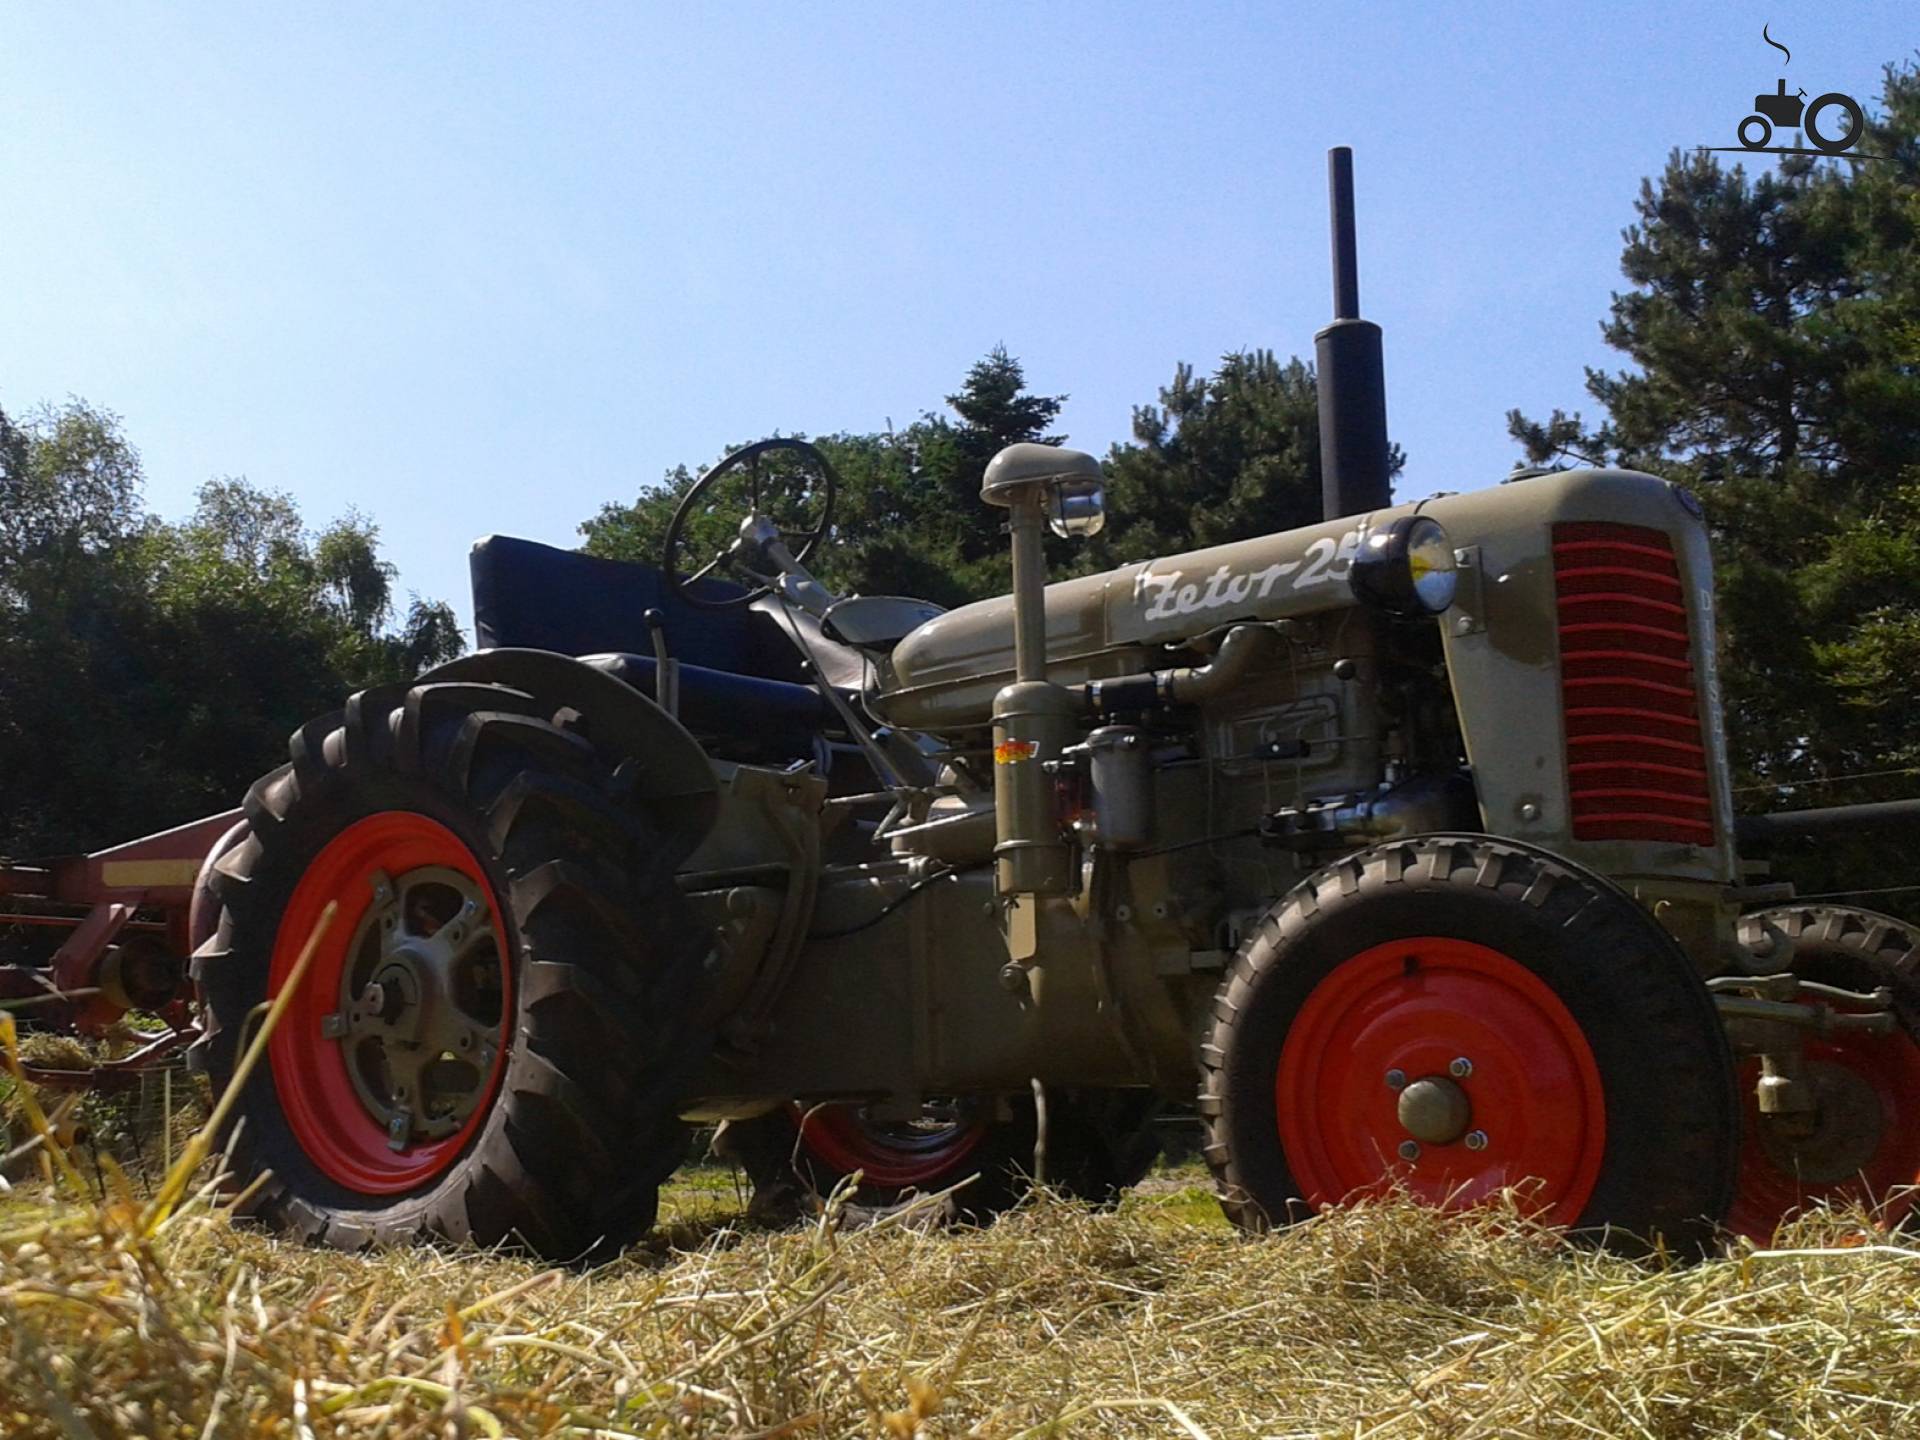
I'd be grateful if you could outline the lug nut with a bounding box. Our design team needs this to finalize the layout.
[1397,1139,1421,1161]
[1385,1068,1407,1090]
[1449,1057,1473,1079]
[1464,1130,1488,1151]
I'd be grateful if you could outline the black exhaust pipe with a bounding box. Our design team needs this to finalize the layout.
[1316,147,1392,523]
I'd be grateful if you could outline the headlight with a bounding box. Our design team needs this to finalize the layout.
[1048,476,1106,539]
[1349,515,1458,616]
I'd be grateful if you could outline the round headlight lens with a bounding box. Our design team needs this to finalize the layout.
[1405,517,1458,612]
[1049,477,1106,539]
[1349,515,1458,616]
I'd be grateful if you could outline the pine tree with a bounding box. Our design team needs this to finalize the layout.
[1510,59,1920,910]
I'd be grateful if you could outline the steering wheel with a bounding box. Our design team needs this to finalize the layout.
[662,438,839,609]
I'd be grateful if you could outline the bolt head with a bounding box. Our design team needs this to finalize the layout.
[1454,614,1474,635]
[1385,1068,1407,1090]
[1449,1056,1473,1079]
[1397,1139,1421,1161]
[1464,1130,1489,1151]
[1519,801,1540,822]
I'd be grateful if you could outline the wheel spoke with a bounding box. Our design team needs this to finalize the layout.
[452,1014,501,1075]
[346,987,393,1040]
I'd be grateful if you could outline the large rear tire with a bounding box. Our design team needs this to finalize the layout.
[1198,836,1738,1250]
[1729,904,1920,1238]
[190,680,712,1260]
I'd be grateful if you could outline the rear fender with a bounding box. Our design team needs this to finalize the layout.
[421,648,719,861]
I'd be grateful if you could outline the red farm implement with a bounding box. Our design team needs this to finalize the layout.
[1,810,238,1091]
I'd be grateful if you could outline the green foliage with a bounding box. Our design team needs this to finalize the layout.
[582,344,1377,607]
[1091,349,1401,568]
[0,401,462,857]
[1510,60,1920,910]
[582,346,1071,608]
[0,400,144,582]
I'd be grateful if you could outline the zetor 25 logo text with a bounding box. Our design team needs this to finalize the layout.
[1136,529,1361,623]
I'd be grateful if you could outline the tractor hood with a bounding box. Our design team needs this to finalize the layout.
[872,467,1713,733]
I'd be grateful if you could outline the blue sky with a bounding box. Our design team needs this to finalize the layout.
[3,3,1913,635]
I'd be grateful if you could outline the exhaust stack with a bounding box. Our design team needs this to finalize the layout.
[1315,147,1392,522]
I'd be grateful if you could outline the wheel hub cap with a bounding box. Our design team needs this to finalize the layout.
[1397,1075,1472,1145]
[1761,1063,1884,1183]
[337,866,504,1150]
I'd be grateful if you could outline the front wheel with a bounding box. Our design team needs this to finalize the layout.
[191,679,712,1259]
[1728,905,1920,1239]
[1198,836,1739,1250]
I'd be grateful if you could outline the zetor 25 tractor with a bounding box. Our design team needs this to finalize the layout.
[191,151,1920,1259]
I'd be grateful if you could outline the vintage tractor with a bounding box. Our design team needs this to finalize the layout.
[178,150,1920,1259]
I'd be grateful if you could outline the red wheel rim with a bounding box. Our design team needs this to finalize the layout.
[267,812,513,1195]
[1729,1025,1920,1240]
[796,1104,989,1189]
[1276,936,1607,1225]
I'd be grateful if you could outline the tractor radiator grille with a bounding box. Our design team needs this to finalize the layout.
[1552,521,1715,846]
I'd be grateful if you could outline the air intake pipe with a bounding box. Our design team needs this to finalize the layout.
[1315,147,1392,523]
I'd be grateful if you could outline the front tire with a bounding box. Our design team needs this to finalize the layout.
[191,680,712,1259]
[1199,836,1738,1249]
[1729,905,1920,1238]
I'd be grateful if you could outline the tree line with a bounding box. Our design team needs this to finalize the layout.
[0,401,461,856]
[4,60,1915,913]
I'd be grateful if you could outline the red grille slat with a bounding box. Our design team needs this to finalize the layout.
[1553,522,1714,847]
[1553,539,1681,568]
[1566,787,1712,814]
[1557,592,1690,619]
[1569,759,1711,790]
[1565,675,1700,704]
[1564,734,1706,763]
[1559,621,1692,659]
[1562,648,1693,673]
[1565,706,1701,736]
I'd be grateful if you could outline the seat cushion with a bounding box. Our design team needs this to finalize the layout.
[580,653,837,759]
[470,534,800,679]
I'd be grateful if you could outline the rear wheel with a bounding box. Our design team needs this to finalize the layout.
[191,679,712,1259]
[1729,905,1920,1239]
[726,1089,1159,1222]
[1199,836,1739,1249]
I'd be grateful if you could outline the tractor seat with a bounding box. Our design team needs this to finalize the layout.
[468,534,865,758]
[579,652,840,758]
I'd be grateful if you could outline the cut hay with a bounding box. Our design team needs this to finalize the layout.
[4,1177,1920,1438]
[6,979,1920,1438]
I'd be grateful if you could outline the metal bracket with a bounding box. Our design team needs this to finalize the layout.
[1447,545,1486,637]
